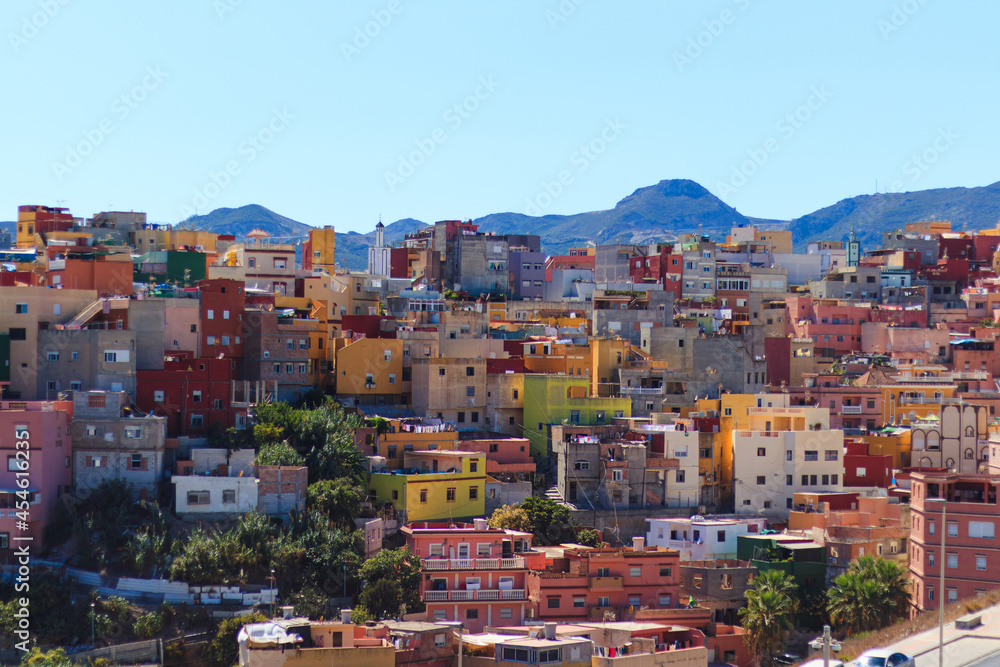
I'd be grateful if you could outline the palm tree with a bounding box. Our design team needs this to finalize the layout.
[740,570,798,667]
[827,555,911,633]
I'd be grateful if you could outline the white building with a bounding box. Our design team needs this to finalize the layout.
[733,406,845,518]
[367,221,391,276]
[645,516,767,560]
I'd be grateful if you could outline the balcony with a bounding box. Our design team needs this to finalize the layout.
[898,396,962,406]
[841,405,862,414]
[48,258,65,270]
[424,557,526,570]
[424,588,526,602]
[619,386,663,396]
[589,576,624,590]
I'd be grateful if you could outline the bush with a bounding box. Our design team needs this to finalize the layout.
[205,612,267,667]
[133,612,164,639]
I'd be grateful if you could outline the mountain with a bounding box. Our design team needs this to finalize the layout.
[472,179,767,257]
[176,204,312,239]
[786,182,1000,251]
[171,178,1000,269]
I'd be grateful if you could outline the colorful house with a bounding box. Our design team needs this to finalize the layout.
[522,374,631,456]
[369,451,486,522]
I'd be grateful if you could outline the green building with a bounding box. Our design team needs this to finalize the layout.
[133,250,207,286]
[522,374,631,456]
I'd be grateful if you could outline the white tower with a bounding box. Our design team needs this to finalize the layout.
[367,219,391,276]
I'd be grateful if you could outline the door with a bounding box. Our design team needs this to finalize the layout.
[457,543,470,560]
[569,481,578,502]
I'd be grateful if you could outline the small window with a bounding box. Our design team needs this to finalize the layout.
[130,454,142,469]
[446,488,456,502]
[223,489,236,504]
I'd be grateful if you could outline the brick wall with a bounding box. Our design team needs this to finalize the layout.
[257,466,307,516]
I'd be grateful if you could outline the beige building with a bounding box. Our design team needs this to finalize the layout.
[733,405,845,519]
[0,287,99,399]
[411,357,487,427]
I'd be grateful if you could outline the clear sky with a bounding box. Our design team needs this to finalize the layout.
[3,1,997,233]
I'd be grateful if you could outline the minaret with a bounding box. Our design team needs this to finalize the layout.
[368,217,390,276]
[847,229,861,267]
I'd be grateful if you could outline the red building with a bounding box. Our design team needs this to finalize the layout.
[198,278,246,361]
[136,358,247,437]
[45,246,134,295]
[544,255,596,281]
[842,440,893,488]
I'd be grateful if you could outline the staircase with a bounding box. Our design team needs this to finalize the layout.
[544,485,577,511]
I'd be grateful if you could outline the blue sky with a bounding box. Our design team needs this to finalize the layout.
[2,1,997,233]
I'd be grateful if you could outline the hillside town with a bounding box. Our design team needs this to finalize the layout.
[7,205,1000,666]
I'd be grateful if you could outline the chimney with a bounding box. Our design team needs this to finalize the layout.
[544,623,557,641]
[341,608,352,624]
[632,537,645,551]
[474,518,488,530]
[281,606,294,620]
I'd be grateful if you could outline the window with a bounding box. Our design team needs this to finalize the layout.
[598,597,610,607]
[446,488,456,502]
[8,328,25,341]
[612,469,623,481]
[547,597,560,609]
[570,410,580,424]
[124,427,141,439]
[14,303,27,314]
[469,487,478,500]
[192,390,202,403]
[434,633,446,647]
[104,352,118,363]
[46,351,59,362]
[187,491,210,505]
[419,489,428,503]
[286,363,294,373]
[757,475,765,485]
[977,555,987,571]
[825,450,839,461]
[190,415,204,427]
[223,490,236,504]
[969,521,995,539]
[947,553,958,569]
[457,412,465,423]
[630,566,642,577]
[804,450,818,461]
[433,610,447,621]
[574,460,590,471]
[948,522,959,538]
[502,647,530,662]
[465,609,478,620]
[439,367,446,376]
[130,454,142,469]
[757,447,766,457]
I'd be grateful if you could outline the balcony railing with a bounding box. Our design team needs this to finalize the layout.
[619,386,663,396]
[898,396,962,405]
[589,576,624,590]
[841,405,862,414]
[424,588,526,602]
[424,557,525,570]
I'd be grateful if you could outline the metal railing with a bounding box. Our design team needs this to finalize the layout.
[424,588,526,601]
[424,557,525,570]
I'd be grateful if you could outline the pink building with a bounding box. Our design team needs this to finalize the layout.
[403,519,547,632]
[457,436,535,475]
[0,399,74,558]
[909,471,1000,611]
[527,538,681,622]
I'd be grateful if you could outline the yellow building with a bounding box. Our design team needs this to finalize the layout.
[862,429,912,469]
[169,229,218,252]
[275,296,331,387]
[590,337,633,397]
[880,381,958,425]
[335,337,404,400]
[308,226,337,274]
[522,338,592,377]
[375,421,459,469]
[369,451,486,521]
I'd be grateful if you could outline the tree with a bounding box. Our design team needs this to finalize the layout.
[739,570,797,667]
[574,528,605,547]
[359,578,406,619]
[827,555,910,634]
[488,504,532,532]
[519,496,572,545]
[359,548,423,614]
[307,479,363,528]
[295,405,364,483]
[255,442,305,467]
